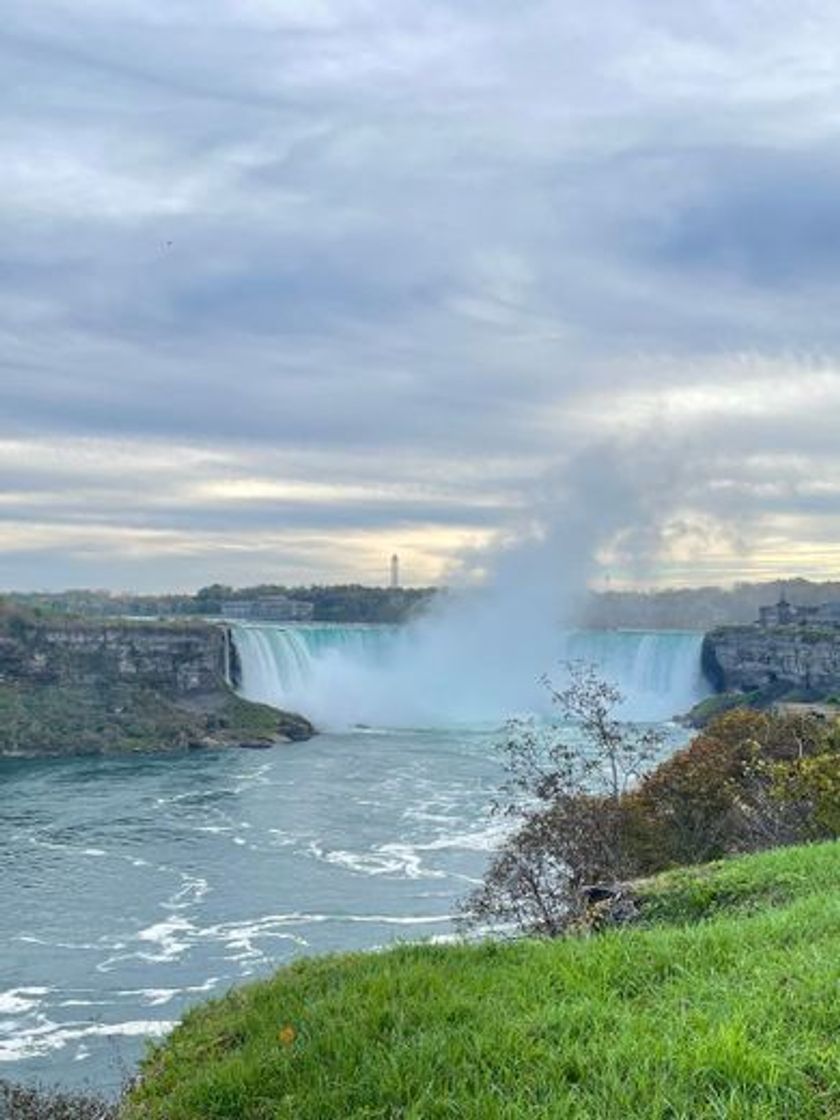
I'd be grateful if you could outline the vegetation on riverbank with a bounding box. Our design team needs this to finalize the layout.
[465,679,840,937]
[0,681,311,756]
[121,840,839,1120]
[4,584,438,625]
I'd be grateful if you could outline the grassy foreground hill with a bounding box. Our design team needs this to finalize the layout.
[122,842,840,1120]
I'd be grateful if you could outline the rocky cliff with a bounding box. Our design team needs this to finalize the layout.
[703,625,840,697]
[0,617,314,757]
[0,619,226,695]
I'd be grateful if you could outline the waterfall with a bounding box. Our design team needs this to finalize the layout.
[230,623,709,730]
[231,625,396,707]
[556,630,708,721]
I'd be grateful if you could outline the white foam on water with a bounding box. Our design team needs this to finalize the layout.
[0,989,50,1016]
[307,839,447,881]
[164,875,211,910]
[0,1019,176,1063]
[408,821,511,854]
[126,916,195,964]
[117,979,220,1008]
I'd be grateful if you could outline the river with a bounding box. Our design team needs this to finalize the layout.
[0,626,704,1091]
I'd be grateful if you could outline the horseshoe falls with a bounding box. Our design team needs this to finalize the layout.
[231,623,709,729]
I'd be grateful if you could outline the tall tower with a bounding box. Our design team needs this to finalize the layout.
[390,553,400,589]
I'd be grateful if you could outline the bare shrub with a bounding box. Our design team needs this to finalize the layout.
[461,663,665,936]
[0,1080,118,1120]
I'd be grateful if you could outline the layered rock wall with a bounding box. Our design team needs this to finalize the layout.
[703,626,840,696]
[0,621,226,696]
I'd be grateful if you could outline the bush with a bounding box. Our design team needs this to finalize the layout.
[635,708,838,865]
[771,751,840,836]
[462,671,840,937]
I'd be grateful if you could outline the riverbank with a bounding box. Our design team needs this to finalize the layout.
[0,611,313,754]
[123,840,839,1119]
[685,623,840,726]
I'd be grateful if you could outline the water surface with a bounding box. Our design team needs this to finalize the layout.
[1,729,501,1091]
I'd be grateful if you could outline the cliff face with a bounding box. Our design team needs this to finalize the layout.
[0,620,225,696]
[0,618,314,757]
[703,626,840,696]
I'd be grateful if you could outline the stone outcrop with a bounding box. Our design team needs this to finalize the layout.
[703,625,840,697]
[0,620,226,696]
[570,885,640,935]
[0,618,315,757]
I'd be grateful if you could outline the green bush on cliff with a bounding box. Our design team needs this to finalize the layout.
[0,683,198,753]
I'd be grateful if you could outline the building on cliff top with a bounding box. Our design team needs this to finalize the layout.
[221,596,314,622]
[758,592,840,627]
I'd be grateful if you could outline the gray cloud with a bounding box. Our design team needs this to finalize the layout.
[2,1,840,588]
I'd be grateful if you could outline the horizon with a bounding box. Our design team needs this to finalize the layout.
[4,5,840,590]
[5,574,840,599]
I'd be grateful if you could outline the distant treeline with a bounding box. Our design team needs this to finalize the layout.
[3,584,438,625]
[6,577,840,630]
[583,579,840,630]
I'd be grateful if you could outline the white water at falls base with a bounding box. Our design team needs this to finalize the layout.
[231,624,709,730]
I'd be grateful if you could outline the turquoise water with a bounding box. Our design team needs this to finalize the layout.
[0,729,504,1092]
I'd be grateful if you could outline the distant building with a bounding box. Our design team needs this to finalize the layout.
[390,554,400,590]
[221,596,314,622]
[758,592,840,627]
[758,592,795,627]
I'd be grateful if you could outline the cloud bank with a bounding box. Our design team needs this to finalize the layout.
[3,1,840,589]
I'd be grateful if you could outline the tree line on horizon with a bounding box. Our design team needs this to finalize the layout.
[4,576,840,628]
[1,584,438,625]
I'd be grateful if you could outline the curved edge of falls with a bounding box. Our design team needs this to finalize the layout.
[226,623,711,731]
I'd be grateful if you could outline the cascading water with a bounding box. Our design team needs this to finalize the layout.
[232,625,398,712]
[231,623,709,730]
[556,630,708,721]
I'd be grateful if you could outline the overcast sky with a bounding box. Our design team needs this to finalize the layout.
[4,1,840,591]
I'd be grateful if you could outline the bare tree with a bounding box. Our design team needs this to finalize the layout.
[461,663,664,937]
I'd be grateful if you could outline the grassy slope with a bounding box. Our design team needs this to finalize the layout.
[124,842,839,1120]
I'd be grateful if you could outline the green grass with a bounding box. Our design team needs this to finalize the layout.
[684,691,762,727]
[635,840,840,925]
[123,842,840,1120]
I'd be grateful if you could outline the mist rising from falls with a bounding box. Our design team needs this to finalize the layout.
[231,622,709,730]
[225,437,714,732]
